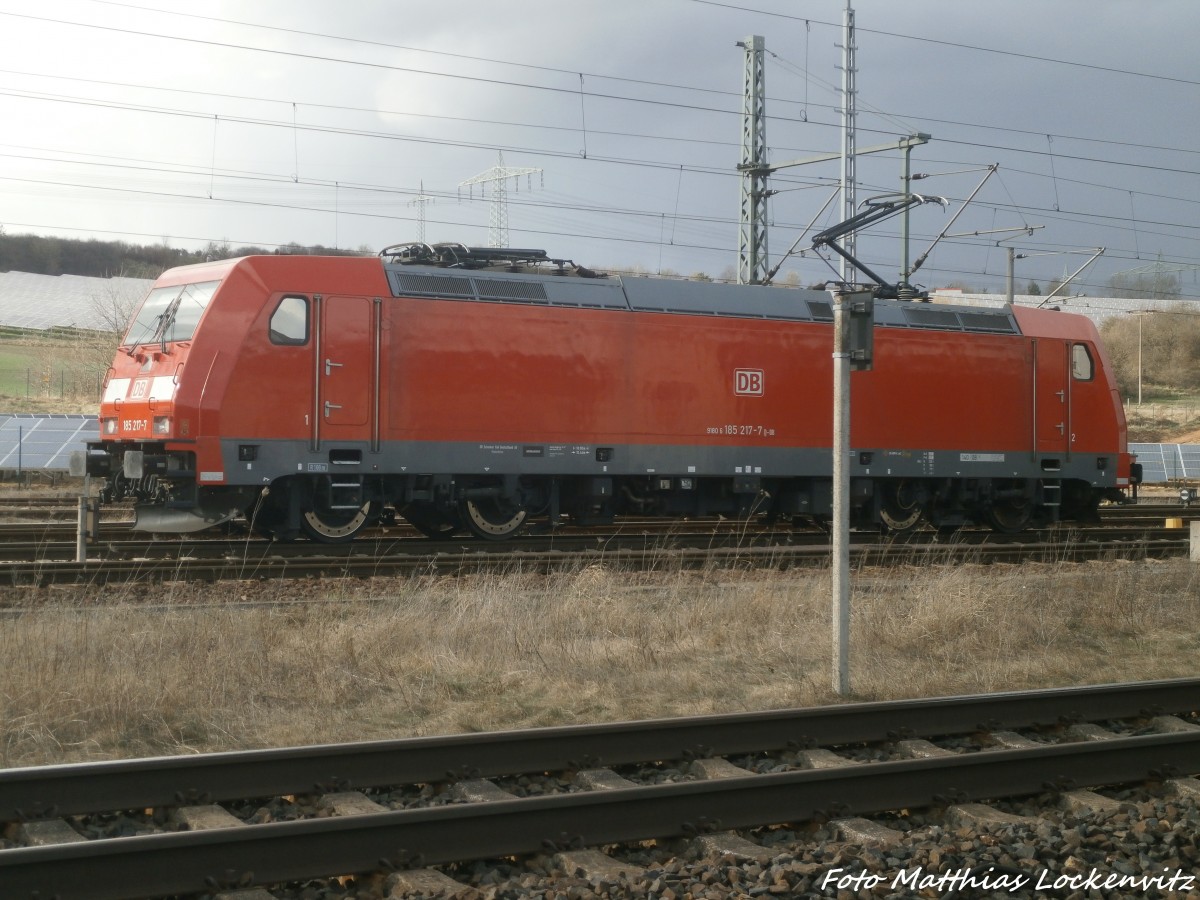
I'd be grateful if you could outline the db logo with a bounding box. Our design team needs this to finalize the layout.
[734,369,764,396]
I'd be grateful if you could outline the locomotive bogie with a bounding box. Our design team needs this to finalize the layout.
[78,250,1133,542]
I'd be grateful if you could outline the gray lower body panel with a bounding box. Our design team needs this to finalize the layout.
[216,438,1114,488]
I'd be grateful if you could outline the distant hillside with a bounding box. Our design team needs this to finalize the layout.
[0,231,364,279]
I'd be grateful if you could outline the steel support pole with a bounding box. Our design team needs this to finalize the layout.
[832,291,851,696]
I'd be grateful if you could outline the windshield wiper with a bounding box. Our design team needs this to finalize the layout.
[151,290,185,354]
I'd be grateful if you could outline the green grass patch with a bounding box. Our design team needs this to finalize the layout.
[0,335,110,409]
[0,343,45,398]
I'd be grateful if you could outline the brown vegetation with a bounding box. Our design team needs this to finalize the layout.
[1101,306,1200,401]
[1124,403,1200,443]
[2,557,1197,769]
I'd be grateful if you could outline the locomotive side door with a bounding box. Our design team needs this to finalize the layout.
[316,295,372,443]
[1033,338,1069,457]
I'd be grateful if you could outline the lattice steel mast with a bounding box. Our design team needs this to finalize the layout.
[736,22,925,288]
[459,152,543,248]
[736,35,769,285]
[838,0,857,283]
[409,181,434,243]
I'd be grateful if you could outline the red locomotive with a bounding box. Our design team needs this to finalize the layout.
[73,242,1134,541]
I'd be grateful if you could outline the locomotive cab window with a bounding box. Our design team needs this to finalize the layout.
[122,280,220,347]
[1071,343,1094,381]
[269,296,309,345]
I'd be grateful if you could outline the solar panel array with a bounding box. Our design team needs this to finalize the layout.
[0,414,97,471]
[1130,443,1200,484]
[0,271,153,331]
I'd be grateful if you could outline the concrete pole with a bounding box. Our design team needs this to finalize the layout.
[1007,247,1015,304]
[832,290,851,696]
[75,474,91,563]
[1138,314,1143,406]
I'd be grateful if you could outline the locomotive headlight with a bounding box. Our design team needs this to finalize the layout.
[102,417,118,435]
[152,416,171,435]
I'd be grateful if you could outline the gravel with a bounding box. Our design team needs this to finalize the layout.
[192,787,1200,899]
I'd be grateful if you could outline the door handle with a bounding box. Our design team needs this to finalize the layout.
[325,358,343,376]
[324,400,342,418]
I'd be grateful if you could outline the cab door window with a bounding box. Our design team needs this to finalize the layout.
[1071,343,1094,381]
[269,296,309,345]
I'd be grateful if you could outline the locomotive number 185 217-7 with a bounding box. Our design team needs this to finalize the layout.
[706,424,776,437]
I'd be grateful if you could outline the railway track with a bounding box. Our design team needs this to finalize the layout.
[0,532,1187,586]
[1,493,1195,529]
[3,679,1198,899]
[0,503,1193,585]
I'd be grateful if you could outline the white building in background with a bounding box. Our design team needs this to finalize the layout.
[930,289,1182,328]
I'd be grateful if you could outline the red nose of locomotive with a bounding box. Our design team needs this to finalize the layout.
[98,347,188,441]
[72,277,220,490]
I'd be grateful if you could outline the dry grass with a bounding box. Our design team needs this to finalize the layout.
[1125,402,1200,443]
[2,555,1198,769]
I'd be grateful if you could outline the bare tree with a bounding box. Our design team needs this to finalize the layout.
[75,275,149,400]
[1100,304,1200,398]
[89,275,145,334]
[1107,271,1182,301]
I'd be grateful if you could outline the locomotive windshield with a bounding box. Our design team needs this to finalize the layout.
[122,280,220,347]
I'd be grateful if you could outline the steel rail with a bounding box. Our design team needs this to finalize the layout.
[0,520,1182,555]
[0,526,815,562]
[3,732,1199,900]
[0,537,1185,585]
[3,678,1197,822]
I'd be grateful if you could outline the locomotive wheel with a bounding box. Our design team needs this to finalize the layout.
[401,502,464,539]
[986,497,1033,534]
[300,501,376,543]
[879,479,923,532]
[460,497,528,540]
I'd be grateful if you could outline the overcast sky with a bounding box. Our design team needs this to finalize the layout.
[0,0,1196,298]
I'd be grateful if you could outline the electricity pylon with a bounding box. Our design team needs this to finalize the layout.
[409,181,434,243]
[459,152,543,248]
